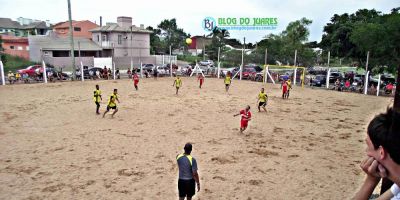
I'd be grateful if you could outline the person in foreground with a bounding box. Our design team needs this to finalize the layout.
[176,143,200,200]
[353,108,400,200]
[234,105,252,133]
[103,89,120,118]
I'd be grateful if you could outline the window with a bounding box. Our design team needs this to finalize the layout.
[74,27,81,32]
[97,35,99,42]
[118,35,122,45]
[10,46,14,50]
[17,46,23,50]
[102,35,107,41]
[26,46,29,51]
[44,51,50,56]
[0,29,3,32]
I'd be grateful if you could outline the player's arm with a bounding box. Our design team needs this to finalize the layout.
[193,171,200,192]
[172,80,175,86]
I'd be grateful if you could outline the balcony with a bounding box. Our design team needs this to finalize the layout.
[101,41,114,49]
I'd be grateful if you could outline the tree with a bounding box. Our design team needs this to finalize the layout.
[255,18,316,66]
[157,19,189,54]
[0,35,6,65]
[206,27,230,60]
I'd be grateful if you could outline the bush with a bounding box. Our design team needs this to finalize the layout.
[3,54,37,72]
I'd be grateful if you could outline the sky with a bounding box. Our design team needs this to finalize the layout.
[0,0,398,43]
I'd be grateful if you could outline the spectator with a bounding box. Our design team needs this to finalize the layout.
[127,69,132,79]
[116,68,120,79]
[7,71,15,84]
[353,108,400,200]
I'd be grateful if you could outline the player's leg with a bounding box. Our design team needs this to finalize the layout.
[103,106,110,118]
[111,107,118,118]
[96,102,100,114]
[262,103,267,112]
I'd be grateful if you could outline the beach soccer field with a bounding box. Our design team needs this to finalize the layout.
[0,77,392,199]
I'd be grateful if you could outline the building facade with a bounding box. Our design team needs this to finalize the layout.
[90,16,152,59]
[1,35,29,59]
[53,20,98,39]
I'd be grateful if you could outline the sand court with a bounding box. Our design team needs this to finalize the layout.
[0,77,392,199]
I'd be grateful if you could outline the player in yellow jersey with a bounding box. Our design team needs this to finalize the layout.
[173,75,182,95]
[103,89,120,118]
[93,85,102,115]
[257,88,268,112]
[224,72,231,92]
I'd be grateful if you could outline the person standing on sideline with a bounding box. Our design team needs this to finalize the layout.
[234,105,252,133]
[132,72,139,91]
[173,75,182,95]
[176,143,200,200]
[198,74,204,89]
[257,88,268,112]
[103,89,120,118]
[93,85,102,114]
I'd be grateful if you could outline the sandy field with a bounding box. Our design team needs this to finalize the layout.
[0,77,393,200]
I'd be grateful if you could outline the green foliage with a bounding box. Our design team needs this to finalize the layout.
[0,35,6,65]
[320,8,400,74]
[3,54,36,72]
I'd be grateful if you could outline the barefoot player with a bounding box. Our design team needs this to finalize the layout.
[224,72,231,92]
[103,89,120,118]
[132,72,139,91]
[233,105,252,133]
[257,88,268,112]
[198,74,204,89]
[173,75,182,95]
[94,85,102,114]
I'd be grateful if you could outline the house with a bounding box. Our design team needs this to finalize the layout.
[53,20,98,39]
[90,16,152,59]
[28,34,103,67]
[0,17,51,37]
[188,36,212,55]
[0,18,24,36]
[1,35,29,59]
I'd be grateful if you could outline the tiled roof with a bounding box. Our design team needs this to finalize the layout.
[28,35,102,51]
[90,24,152,34]
[0,18,23,29]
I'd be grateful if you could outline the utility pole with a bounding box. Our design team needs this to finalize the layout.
[67,0,75,80]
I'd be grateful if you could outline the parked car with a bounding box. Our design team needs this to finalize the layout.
[329,72,343,83]
[241,67,257,79]
[199,60,214,66]
[75,66,103,79]
[142,64,155,72]
[17,65,42,76]
[35,66,69,81]
[311,75,327,87]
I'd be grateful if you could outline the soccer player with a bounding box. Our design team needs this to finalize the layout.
[224,72,231,92]
[173,75,182,95]
[103,89,120,118]
[282,80,288,99]
[257,88,268,112]
[286,79,292,99]
[132,72,139,91]
[233,105,252,133]
[93,85,102,115]
[198,74,204,89]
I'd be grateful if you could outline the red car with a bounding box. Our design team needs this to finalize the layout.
[241,67,257,79]
[17,65,41,76]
